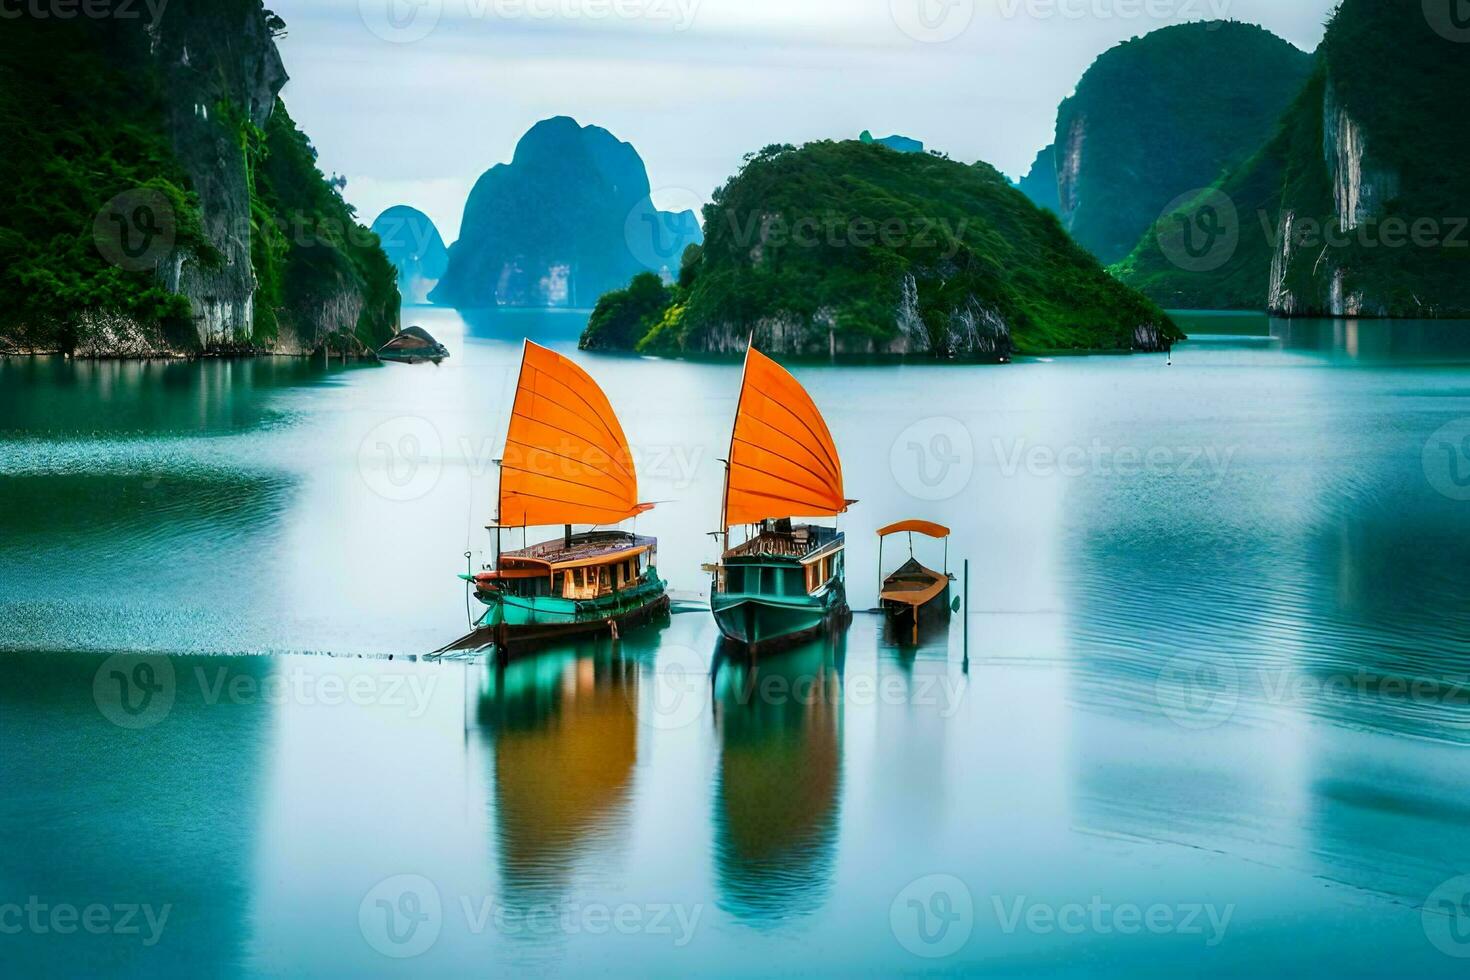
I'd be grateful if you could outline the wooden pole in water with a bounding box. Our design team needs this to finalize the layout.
[962,558,969,673]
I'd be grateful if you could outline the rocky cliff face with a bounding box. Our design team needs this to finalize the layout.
[1027,22,1312,266]
[151,1,288,347]
[1267,80,1401,317]
[1119,0,1470,319]
[432,117,702,310]
[0,2,398,357]
[1056,115,1086,220]
[1323,82,1399,231]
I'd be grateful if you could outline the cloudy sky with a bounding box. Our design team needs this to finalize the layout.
[272,0,1340,242]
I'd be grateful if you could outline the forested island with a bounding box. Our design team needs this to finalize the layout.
[581,140,1178,358]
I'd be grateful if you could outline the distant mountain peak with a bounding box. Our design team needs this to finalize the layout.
[371,206,448,306]
[859,130,924,154]
[431,118,701,310]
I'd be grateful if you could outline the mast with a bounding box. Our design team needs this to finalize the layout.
[720,344,756,555]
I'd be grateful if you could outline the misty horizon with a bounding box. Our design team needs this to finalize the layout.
[273,0,1339,241]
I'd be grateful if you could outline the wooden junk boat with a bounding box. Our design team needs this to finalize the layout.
[709,347,855,655]
[443,341,668,659]
[877,520,956,642]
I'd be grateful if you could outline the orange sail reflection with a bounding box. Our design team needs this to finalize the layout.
[723,348,848,528]
[499,341,653,528]
[478,651,638,900]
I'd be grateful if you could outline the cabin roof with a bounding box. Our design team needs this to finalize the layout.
[877,519,950,539]
[500,532,655,572]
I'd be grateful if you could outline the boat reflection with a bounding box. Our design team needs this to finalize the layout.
[711,632,845,924]
[474,642,639,905]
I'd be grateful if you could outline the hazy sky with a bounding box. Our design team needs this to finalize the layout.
[273,0,1340,242]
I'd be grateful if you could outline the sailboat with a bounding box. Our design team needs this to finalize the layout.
[451,340,669,658]
[709,347,854,655]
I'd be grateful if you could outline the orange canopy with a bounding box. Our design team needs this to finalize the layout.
[877,520,950,539]
[723,348,849,528]
[498,341,652,528]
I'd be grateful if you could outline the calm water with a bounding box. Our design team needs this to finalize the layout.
[3,309,1470,977]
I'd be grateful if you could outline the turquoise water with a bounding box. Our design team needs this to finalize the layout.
[3,310,1470,976]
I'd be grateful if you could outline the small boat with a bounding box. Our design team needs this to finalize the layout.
[709,347,855,655]
[877,520,956,643]
[377,325,450,363]
[449,340,668,659]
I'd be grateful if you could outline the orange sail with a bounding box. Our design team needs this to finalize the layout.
[723,348,848,528]
[498,341,652,528]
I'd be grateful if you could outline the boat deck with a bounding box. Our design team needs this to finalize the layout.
[724,524,842,562]
[503,532,655,566]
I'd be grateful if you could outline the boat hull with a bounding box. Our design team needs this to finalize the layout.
[881,583,952,641]
[712,581,850,656]
[453,572,669,660]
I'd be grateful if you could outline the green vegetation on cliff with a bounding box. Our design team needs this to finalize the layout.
[581,272,676,351]
[1118,0,1470,316]
[247,99,400,350]
[1031,21,1312,266]
[581,140,1177,357]
[0,21,213,351]
[1112,73,1328,311]
[0,7,398,355]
